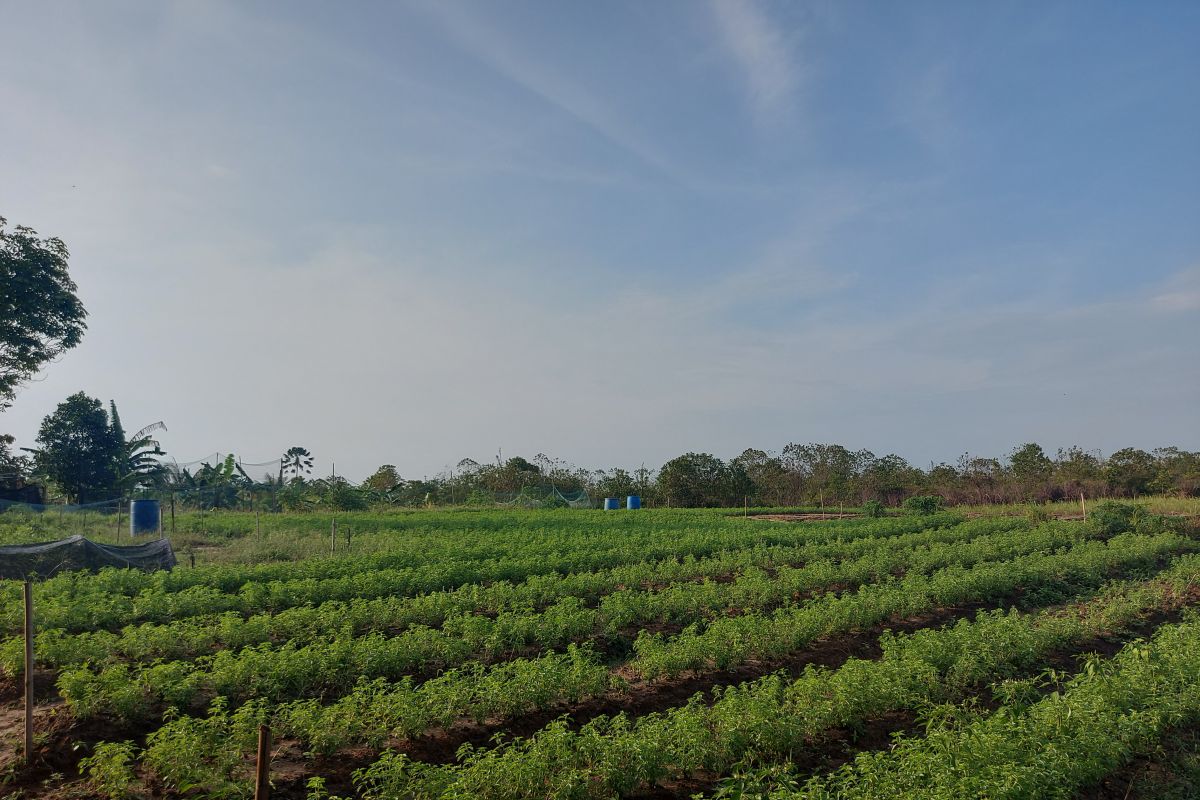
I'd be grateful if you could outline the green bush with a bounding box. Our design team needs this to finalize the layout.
[902,495,943,515]
[1087,501,1138,535]
[861,500,886,518]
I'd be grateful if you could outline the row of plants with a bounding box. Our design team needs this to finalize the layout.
[93,551,1200,799]
[1,513,969,634]
[629,531,1190,679]
[784,612,1200,798]
[57,522,1127,721]
[1,516,1026,674]
[267,546,1200,760]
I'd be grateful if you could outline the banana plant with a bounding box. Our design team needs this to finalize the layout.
[115,420,168,496]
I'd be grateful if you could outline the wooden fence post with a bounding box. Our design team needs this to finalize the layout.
[254,724,272,799]
[23,579,34,763]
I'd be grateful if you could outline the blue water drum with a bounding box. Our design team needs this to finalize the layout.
[130,499,160,536]
[603,497,620,510]
[626,495,641,510]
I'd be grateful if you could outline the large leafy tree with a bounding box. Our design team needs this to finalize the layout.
[0,217,87,409]
[1008,442,1054,500]
[363,464,401,494]
[781,443,874,505]
[658,452,736,507]
[33,392,121,503]
[1105,447,1157,496]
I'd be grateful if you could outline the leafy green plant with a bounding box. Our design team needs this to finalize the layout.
[78,740,138,799]
[1089,500,1139,535]
[902,495,944,515]
[861,500,886,518]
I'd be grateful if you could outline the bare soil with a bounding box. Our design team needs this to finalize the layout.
[751,513,860,522]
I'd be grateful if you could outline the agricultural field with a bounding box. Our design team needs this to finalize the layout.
[1,502,1200,799]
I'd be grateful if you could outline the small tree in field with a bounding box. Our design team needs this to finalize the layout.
[34,392,121,503]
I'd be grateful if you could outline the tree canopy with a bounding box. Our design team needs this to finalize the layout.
[0,216,87,409]
[33,392,121,503]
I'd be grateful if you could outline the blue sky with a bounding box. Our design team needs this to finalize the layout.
[2,0,1197,480]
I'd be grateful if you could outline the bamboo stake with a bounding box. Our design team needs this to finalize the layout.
[23,580,34,763]
[1080,492,1087,518]
[253,724,272,800]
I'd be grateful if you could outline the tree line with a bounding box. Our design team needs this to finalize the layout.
[4,392,1196,511]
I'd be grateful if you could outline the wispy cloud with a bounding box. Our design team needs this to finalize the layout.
[413,0,689,184]
[1148,266,1200,313]
[709,0,800,126]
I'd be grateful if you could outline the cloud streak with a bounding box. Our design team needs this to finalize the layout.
[414,0,690,184]
[709,0,800,125]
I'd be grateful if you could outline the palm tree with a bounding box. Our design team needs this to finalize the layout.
[110,401,167,496]
[281,446,314,482]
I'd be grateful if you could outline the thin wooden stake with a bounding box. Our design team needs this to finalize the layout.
[254,724,272,800]
[115,500,123,541]
[1080,492,1087,518]
[23,580,34,763]
[331,516,337,556]
[170,494,176,534]
[256,509,261,538]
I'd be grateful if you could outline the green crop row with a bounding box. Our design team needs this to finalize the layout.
[787,611,1200,798]
[629,531,1188,679]
[114,551,1200,799]
[0,513,968,635]
[1,516,1026,675]
[57,521,1115,721]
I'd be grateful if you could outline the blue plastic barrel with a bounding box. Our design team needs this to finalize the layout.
[130,499,160,536]
[603,497,619,511]
[626,495,641,510]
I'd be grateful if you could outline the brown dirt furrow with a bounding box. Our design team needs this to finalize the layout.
[1079,722,1200,799]
[0,669,60,705]
[751,514,860,522]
